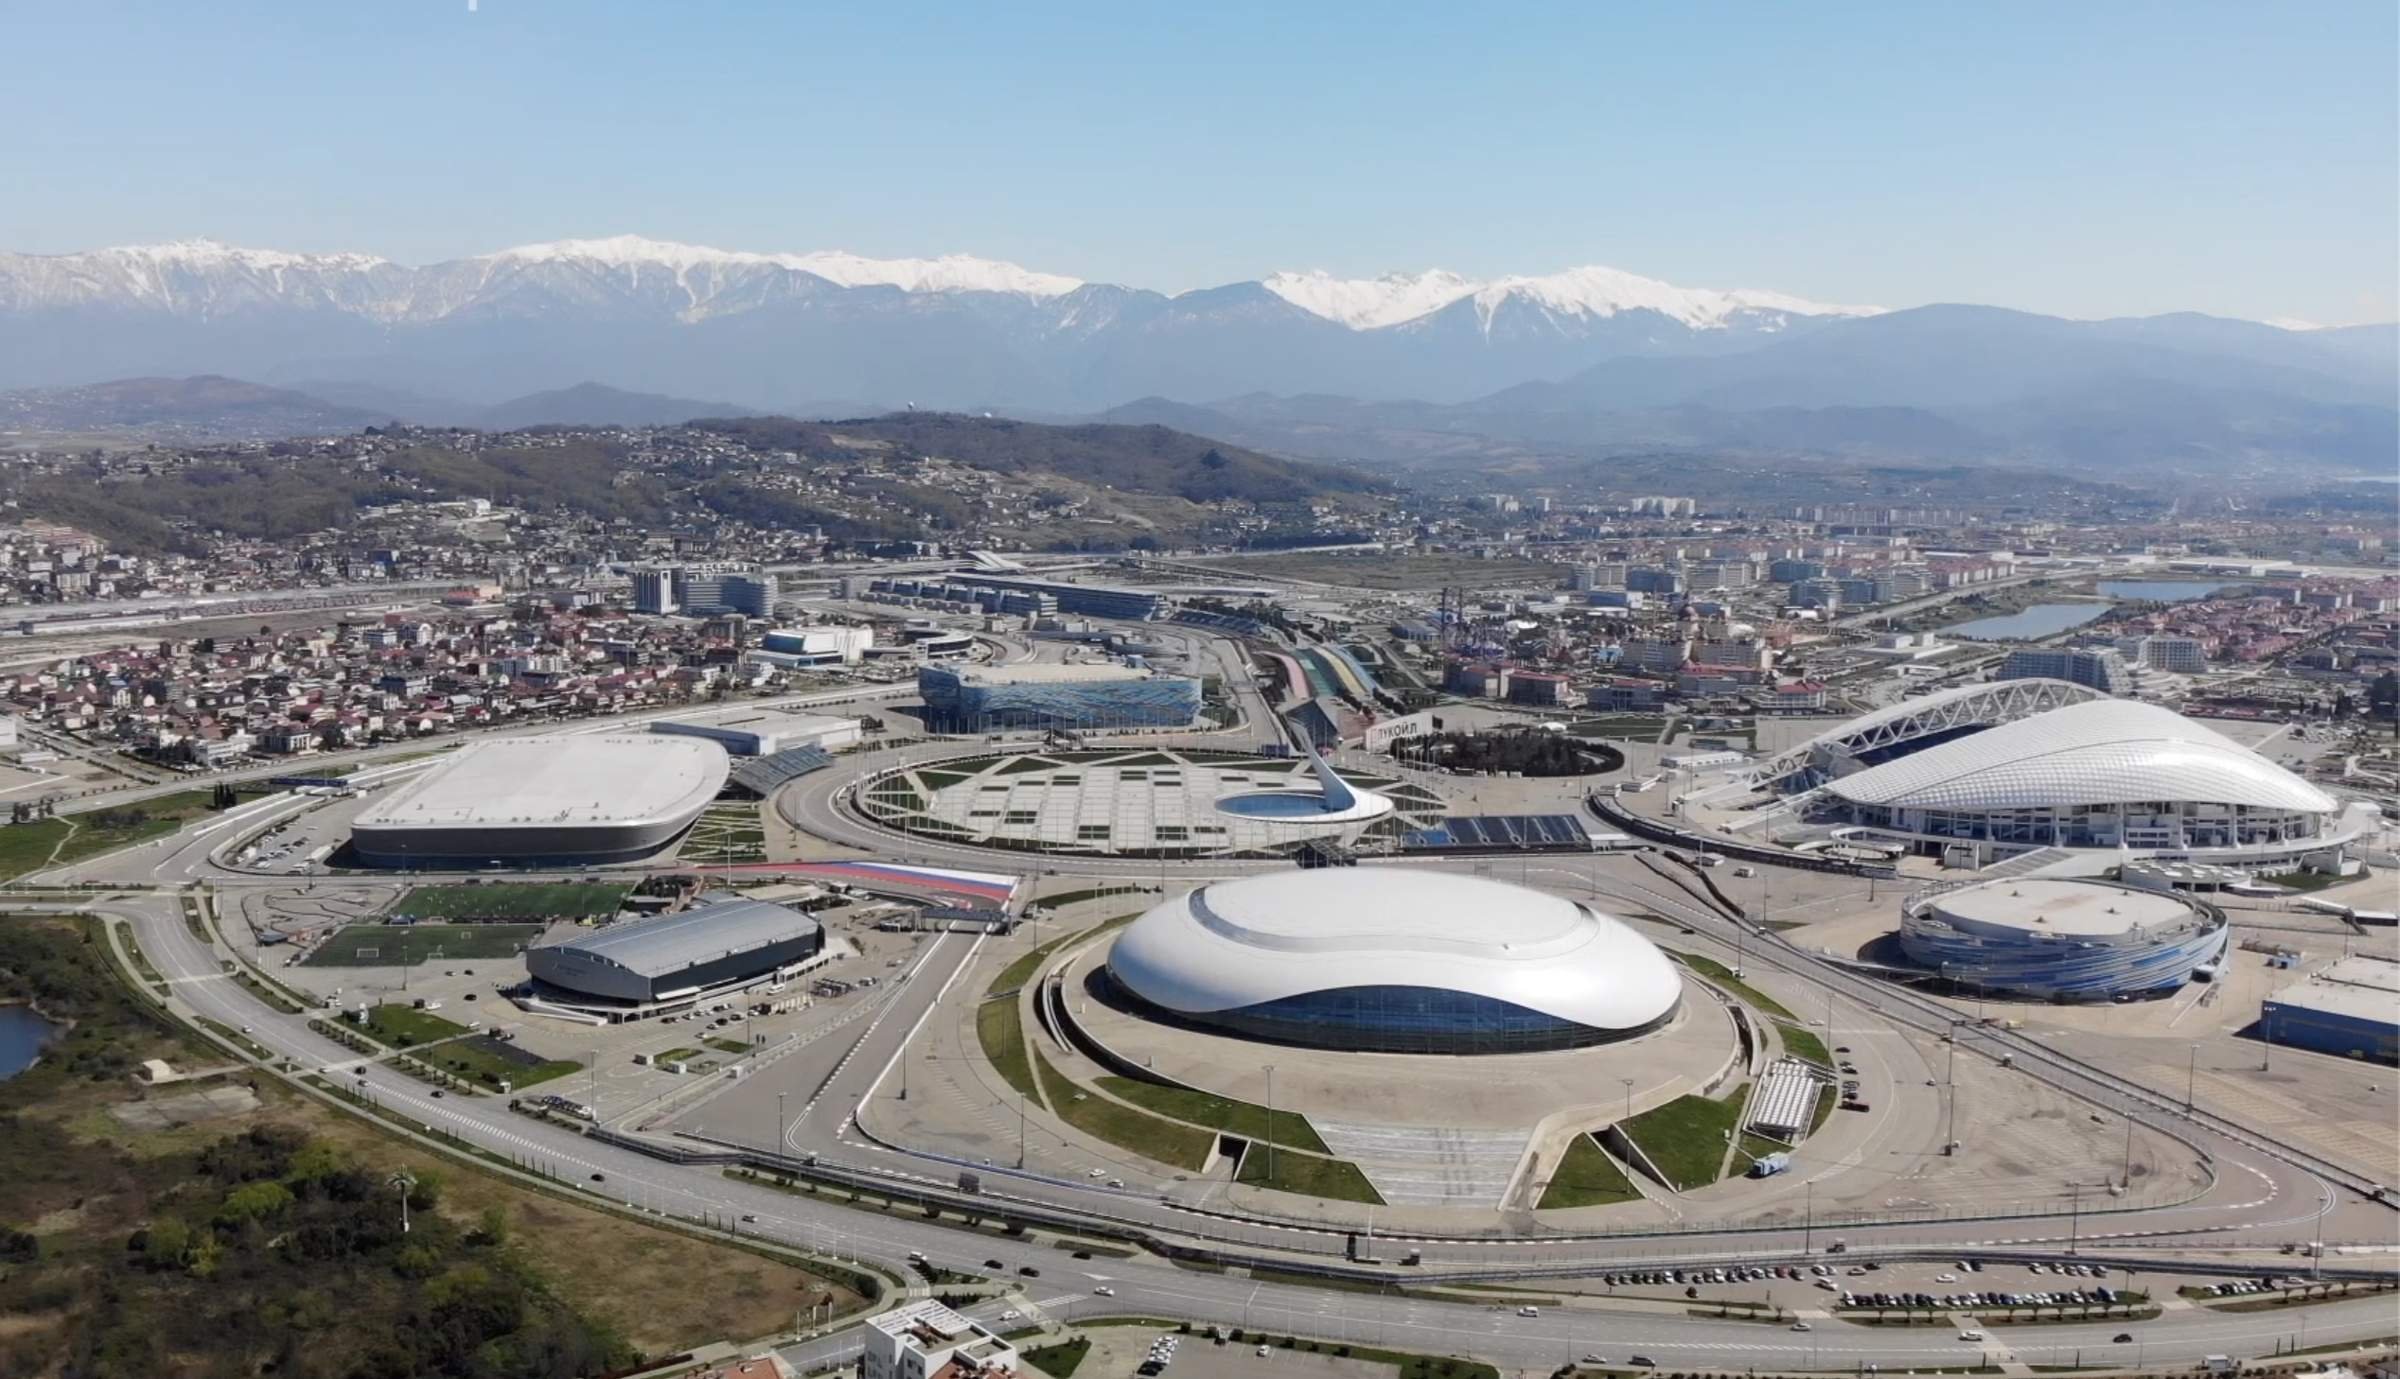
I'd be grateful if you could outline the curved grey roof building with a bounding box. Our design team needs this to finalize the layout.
[1104,870,1681,1054]
[525,897,823,1005]
[1806,699,2354,861]
[352,735,728,867]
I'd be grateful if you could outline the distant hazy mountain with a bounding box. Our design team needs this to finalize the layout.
[0,374,386,440]
[1,237,2389,474]
[1102,306,2398,479]
[0,235,1878,408]
[474,381,753,430]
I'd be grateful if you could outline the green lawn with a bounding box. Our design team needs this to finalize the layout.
[0,789,223,879]
[1233,1145,1384,1204]
[1021,1337,1090,1379]
[358,1003,470,1048]
[1670,950,1798,1021]
[1621,1082,1749,1190]
[975,998,1045,1107]
[985,913,1138,998]
[1737,1131,1789,1172]
[2259,870,2342,893]
[384,882,629,922]
[1537,1132,1641,1209]
[1568,715,1669,743]
[418,1034,580,1091]
[1097,1077,1329,1154]
[1776,1023,1832,1067]
[1036,884,1150,910]
[304,922,545,966]
[1029,1042,1212,1172]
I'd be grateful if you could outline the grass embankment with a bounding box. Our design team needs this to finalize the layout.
[1620,1082,1749,1190]
[1234,1145,1383,1204]
[384,881,630,922]
[975,998,1045,1108]
[1737,1130,1789,1171]
[1776,1022,1831,1067]
[1537,1132,1641,1209]
[2259,870,2341,893]
[306,921,545,966]
[1036,884,1151,910]
[1670,950,1797,1021]
[984,912,1141,1000]
[0,915,861,1371]
[1096,1077,1329,1154]
[0,789,222,880]
[1029,1042,1212,1172]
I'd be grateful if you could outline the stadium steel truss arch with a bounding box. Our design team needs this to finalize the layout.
[1752,677,2108,796]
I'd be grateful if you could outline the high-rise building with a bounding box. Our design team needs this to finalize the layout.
[630,566,678,615]
[2114,636,2209,674]
[1997,647,2133,695]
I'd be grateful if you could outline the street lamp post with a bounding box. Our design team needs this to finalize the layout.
[777,1090,787,1156]
[2186,1044,2198,1111]
[390,1169,415,1234]
[1263,1064,1278,1185]
[1620,1077,1636,1123]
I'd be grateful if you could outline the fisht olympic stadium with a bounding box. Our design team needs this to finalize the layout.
[351,735,728,867]
[1103,870,1682,1054]
[1764,688,2366,870]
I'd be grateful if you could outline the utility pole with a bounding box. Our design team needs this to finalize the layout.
[1264,1063,1278,1185]
[2068,1181,2084,1255]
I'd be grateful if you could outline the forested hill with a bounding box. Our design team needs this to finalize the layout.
[1,412,1397,554]
[691,414,1393,505]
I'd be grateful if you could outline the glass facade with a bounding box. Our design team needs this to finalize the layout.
[1118,980,1674,1055]
[918,667,1201,731]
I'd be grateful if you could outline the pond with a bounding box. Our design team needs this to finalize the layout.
[1942,603,2114,641]
[0,1003,63,1080]
[2097,580,2237,603]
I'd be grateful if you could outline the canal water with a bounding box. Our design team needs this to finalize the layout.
[0,1003,62,1080]
[1942,602,2113,641]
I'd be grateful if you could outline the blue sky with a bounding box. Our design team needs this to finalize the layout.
[5,1,2394,324]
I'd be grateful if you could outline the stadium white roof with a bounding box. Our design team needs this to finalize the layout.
[1106,869,1681,1033]
[355,735,729,830]
[534,897,820,978]
[1822,700,2337,815]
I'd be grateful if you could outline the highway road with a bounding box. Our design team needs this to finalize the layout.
[10,615,2393,1371]
[49,894,2399,1375]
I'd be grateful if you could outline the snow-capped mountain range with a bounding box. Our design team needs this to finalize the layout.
[0,233,1873,333]
[1,234,2388,462]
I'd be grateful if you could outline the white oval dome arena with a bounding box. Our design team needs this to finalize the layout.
[1103,870,1682,1054]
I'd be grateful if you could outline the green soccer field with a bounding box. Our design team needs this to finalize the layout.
[382,882,631,922]
[303,922,547,966]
